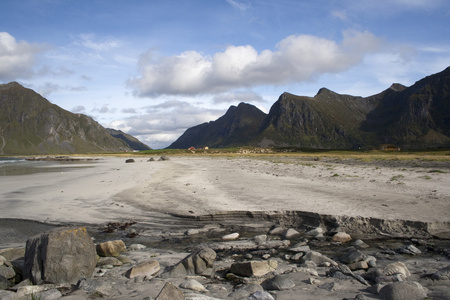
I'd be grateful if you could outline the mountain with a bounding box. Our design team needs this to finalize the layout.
[168,102,266,149]
[0,82,134,155]
[169,67,450,150]
[107,128,152,151]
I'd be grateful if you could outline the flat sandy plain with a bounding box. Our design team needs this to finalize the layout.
[0,153,449,229]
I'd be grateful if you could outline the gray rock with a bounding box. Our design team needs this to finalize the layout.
[431,265,450,280]
[38,289,63,300]
[97,256,123,267]
[283,228,300,239]
[124,260,160,279]
[0,248,25,261]
[155,282,184,300]
[319,282,341,291]
[159,155,170,161]
[0,274,10,290]
[166,247,217,277]
[77,278,113,297]
[340,248,366,264]
[302,251,337,267]
[254,234,268,243]
[125,158,135,163]
[222,232,239,240]
[382,262,410,277]
[24,227,97,285]
[379,281,427,300]
[289,245,310,253]
[0,265,15,280]
[353,239,370,249]
[230,260,277,277]
[0,290,16,300]
[228,283,263,298]
[397,244,422,255]
[268,226,285,235]
[249,290,275,300]
[305,227,324,237]
[262,274,295,290]
[179,279,207,292]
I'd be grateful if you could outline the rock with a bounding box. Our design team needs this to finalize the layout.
[254,234,268,243]
[77,278,112,296]
[305,227,324,237]
[128,243,147,251]
[397,244,422,255]
[0,274,10,290]
[289,245,310,253]
[97,256,123,267]
[0,265,15,280]
[155,282,184,300]
[431,265,450,280]
[332,232,352,243]
[159,155,170,161]
[117,255,133,265]
[230,260,277,277]
[179,279,207,292]
[354,294,368,300]
[249,290,275,300]
[0,290,16,299]
[24,227,97,285]
[379,281,427,300]
[348,261,369,271]
[125,159,135,163]
[383,262,411,277]
[290,253,304,261]
[353,239,369,249]
[166,247,216,277]
[262,274,295,290]
[222,232,239,240]
[375,274,406,284]
[148,157,155,161]
[302,251,338,267]
[0,248,25,261]
[228,283,263,298]
[125,260,160,279]
[268,226,285,235]
[319,282,341,291]
[38,289,63,300]
[283,228,300,239]
[0,256,10,267]
[364,255,377,267]
[340,248,366,264]
[96,240,126,257]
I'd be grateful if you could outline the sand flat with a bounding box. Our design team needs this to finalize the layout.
[1,156,449,225]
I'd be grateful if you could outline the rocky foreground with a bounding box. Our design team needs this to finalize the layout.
[0,219,449,300]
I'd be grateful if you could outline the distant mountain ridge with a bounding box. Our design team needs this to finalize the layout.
[107,128,152,151]
[169,67,450,149]
[0,82,147,155]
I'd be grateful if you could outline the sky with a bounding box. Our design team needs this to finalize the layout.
[1,0,449,149]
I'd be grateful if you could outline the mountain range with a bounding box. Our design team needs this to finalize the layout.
[169,67,450,150]
[0,82,150,155]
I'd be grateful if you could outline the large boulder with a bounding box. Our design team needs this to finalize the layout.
[24,227,97,284]
[124,260,160,279]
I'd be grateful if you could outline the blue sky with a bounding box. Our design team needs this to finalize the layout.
[1,0,449,149]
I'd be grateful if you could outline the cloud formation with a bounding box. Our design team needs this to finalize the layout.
[108,101,224,149]
[0,32,46,81]
[130,30,382,97]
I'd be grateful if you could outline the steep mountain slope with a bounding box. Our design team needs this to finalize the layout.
[169,67,450,149]
[107,128,152,151]
[168,102,267,149]
[0,82,133,155]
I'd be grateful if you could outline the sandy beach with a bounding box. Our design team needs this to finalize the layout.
[1,155,449,228]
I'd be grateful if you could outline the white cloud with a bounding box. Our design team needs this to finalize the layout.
[130,30,382,97]
[331,10,347,21]
[0,32,47,81]
[76,33,123,52]
[71,105,86,113]
[226,0,249,11]
[108,100,225,149]
[212,91,265,104]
